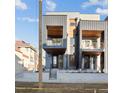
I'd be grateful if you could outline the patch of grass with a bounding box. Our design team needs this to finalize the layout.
[16,87,108,93]
[15,82,108,93]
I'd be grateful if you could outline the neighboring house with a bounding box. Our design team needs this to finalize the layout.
[15,54,24,75]
[15,40,38,71]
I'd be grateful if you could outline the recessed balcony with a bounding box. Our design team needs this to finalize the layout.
[81,30,104,51]
[43,25,66,55]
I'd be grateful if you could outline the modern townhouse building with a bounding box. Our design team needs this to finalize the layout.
[42,12,108,82]
[15,40,38,71]
[75,19,108,73]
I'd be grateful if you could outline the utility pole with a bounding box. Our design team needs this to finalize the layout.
[39,0,42,88]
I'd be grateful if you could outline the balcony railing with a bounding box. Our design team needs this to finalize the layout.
[81,40,104,49]
[46,39,66,47]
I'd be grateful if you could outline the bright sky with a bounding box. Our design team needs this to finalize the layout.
[15,0,108,48]
[15,0,39,48]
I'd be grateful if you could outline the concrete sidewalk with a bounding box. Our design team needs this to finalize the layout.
[15,72,39,82]
[16,72,107,83]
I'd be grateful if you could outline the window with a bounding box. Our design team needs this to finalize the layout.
[26,48,28,52]
[84,55,90,69]
[30,56,33,62]
[70,22,76,26]
[53,56,57,68]
[70,38,74,45]
[30,49,34,53]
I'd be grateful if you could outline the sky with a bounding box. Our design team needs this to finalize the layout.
[15,0,108,48]
[15,0,39,49]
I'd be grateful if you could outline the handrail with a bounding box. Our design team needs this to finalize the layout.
[47,39,63,46]
[81,42,104,49]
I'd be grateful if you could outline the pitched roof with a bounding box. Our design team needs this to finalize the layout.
[15,40,36,52]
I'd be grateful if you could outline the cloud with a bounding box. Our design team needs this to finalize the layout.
[17,17,39,23]
[81,0,107,9]
[96,8,108,15]
[46,0,56,11]
[15,0,28,10]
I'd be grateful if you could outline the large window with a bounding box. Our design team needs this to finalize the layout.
[70,22,76,26]
[30,56,34,62]
[26,48,28,52]
[84,55,97,70]
[52,56,57,68]
[84,55,90,69]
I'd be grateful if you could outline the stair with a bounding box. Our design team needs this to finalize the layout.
[49,69,57,79]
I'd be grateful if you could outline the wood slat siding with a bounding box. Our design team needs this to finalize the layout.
[43,15,67,26]
[80,20,107,31]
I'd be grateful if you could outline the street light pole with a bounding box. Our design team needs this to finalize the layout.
[39,0,42,88]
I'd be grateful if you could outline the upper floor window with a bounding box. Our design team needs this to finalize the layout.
[70,38,74,45]
[30,56,34,62]
[26,48,28,52]
[30,49,34,53]
[70,22,76,26]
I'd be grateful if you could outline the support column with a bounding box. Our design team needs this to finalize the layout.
[82,55,84,69]
[97,54,101,72]
[67,55,69,69]
[63,55,66,69]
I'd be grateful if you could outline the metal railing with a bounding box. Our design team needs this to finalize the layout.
[81,42,104,49]
[47,39,63,46]
[46,38,67,47]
